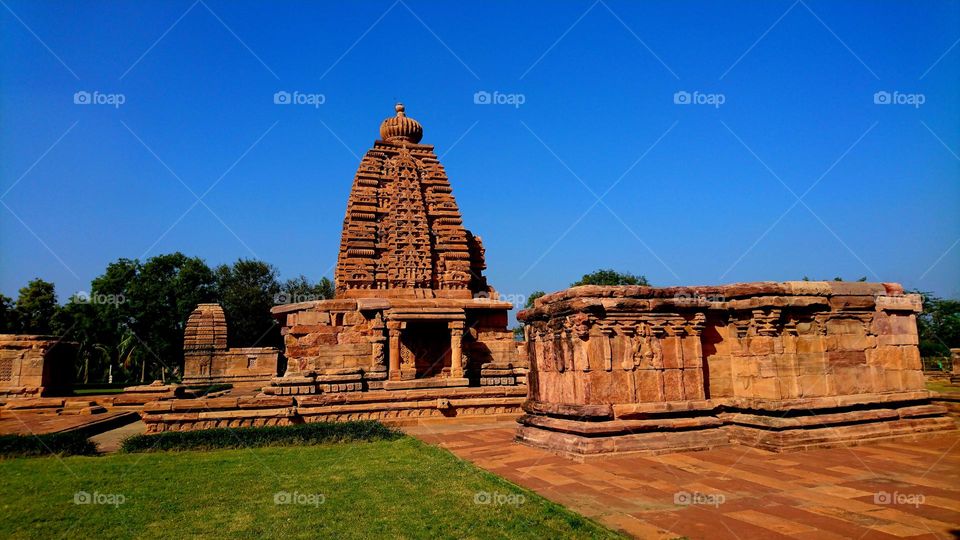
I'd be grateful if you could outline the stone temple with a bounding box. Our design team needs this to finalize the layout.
[132,103,954,451]
[140,104,527,432]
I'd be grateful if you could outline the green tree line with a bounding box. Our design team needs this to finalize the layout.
[0,253,333,385]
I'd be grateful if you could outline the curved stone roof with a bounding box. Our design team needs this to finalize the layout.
[379,103,423,144]
[184,303,228,352]
[336,104,493,299]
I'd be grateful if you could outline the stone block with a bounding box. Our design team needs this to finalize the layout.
[682,369,705,400]
[662,370,684,401]
[660,337,682,369]
[747,337,776,355]
[637,370,664,402]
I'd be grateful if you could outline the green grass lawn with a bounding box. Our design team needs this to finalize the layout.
[925,380,959,394]
[0,436,621,539]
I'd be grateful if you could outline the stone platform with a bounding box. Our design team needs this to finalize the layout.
[140,385,525,433]
[517,281,957,457]
[0,397,140,436]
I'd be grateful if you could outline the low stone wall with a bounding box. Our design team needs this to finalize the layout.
[0,335,76,397]
[516,282,956,457]
[140,386,526,432]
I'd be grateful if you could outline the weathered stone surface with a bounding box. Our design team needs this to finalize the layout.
[0,335,76,397]
[181,303,279,385]
[335,103,492,300]
[516,282,955,456]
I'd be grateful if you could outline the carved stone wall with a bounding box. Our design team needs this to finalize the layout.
[182,304,279,385]
[0,335,76,397]
[268,298,526,394]
[335,104,491,299]
[517,282,955,456]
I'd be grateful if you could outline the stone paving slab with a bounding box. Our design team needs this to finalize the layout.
[0,409,139,436]
[405,421,960,539]
[89,420,146,453]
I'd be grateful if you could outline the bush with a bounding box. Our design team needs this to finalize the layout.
[0,431,98,458]
[120,420,402,453]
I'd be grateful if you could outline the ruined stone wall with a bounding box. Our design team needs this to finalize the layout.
[0,335,76,396]
[519,281,924,407]
[703,284,924,402]
[277,300,379,376]
[516,282,953,454]
[182,304,279,385]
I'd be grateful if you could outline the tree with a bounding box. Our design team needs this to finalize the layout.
[914,291,960,358]
[571,269,649,287]
[511,291,548,340]
[0,294,15,333]
[124,253,217,382]
[14,278,59,334]
[216,259,282,349]
[524,291,545,309]
[280,275,334,304]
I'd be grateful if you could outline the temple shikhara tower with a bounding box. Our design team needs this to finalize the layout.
[336,103,490,299]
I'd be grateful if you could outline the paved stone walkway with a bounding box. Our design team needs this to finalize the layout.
[0,409,138,436]
[406,421,960,539]
[89,420,146,453]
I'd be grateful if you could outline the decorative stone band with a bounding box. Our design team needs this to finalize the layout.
[139,386,526,433]
[515,281,956,457]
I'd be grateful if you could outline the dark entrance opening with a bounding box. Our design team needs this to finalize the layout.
[401,321,451,378]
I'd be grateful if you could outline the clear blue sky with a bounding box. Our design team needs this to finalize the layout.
[2,0,959,319]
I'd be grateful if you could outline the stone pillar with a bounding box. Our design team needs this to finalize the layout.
[387,321,403,381]
[952,348,960,376]
[449,321,465,378]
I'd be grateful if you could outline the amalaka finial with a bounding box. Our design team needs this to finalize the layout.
[380,102,422,144]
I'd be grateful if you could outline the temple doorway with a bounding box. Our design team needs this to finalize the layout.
[401,321,451,378]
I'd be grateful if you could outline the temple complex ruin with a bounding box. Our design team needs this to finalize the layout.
[123,103,956,452]
[140,104,526,432]
[182,303,279,386]
[516,281,956,457]
[0,335,76,397]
